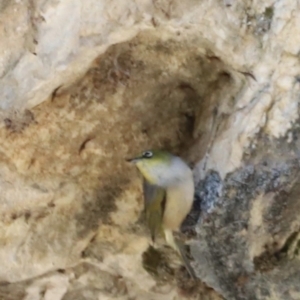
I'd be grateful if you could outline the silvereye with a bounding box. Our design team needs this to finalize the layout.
[127,150,196,278]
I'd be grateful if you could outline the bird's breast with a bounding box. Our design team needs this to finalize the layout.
[162,177,194,231]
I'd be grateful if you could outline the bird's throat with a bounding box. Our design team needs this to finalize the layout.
[136,163,157,185]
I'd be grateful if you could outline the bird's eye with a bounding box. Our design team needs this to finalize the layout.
[142,151,153,158]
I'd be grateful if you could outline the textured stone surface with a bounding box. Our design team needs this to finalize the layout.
[0,0,299,299]
[192,136,300,299]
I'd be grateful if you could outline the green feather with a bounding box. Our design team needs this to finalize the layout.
[143,180,166,243]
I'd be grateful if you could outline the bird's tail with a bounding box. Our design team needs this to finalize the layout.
[164,229,196,279]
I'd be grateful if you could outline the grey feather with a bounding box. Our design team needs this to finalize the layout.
[143,179,166,243]
[143,179,159,205]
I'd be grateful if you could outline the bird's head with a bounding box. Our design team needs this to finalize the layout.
[126,150,191,186]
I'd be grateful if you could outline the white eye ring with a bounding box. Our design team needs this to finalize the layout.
[142,151,153,158]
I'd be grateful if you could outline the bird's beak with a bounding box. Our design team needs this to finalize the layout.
[125,156,140,163]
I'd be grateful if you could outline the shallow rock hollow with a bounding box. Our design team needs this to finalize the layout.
[0,1,300,300]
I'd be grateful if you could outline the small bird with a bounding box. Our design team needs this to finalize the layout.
[127,150,196,278]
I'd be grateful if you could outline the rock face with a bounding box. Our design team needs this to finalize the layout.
[0,0,299,299]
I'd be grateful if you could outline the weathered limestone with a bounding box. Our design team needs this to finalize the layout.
[0,1,299,299]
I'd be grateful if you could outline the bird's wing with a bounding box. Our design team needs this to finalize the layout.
[142,179,160,204]
[143,179,166,243]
